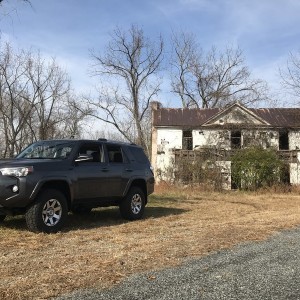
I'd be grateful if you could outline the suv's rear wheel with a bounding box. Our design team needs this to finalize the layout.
[0,215,6,222]
[25,189,68,233]
[120,187,145,220]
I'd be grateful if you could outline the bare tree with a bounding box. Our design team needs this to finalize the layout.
[57,94,89,139]
[0,43,83,157]
[279,51,300,98]
[89,24,163,152]
[25,52,71,140]
[171,32,268,108]
[0,43,34,156]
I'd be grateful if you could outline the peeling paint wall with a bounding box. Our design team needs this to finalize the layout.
[216,161,231,190]
[193,130,231,150]
[155,128,182,180]
[289,132,300,150]
[290,162,300,184]
[242,130,278,149]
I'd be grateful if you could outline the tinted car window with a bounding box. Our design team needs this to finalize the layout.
[78,143,104,163]
[106,145,125,163]
[17,141,76,159]
[129,147,149,164]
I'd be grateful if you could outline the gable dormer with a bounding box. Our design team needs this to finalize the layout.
[202,102,270,127]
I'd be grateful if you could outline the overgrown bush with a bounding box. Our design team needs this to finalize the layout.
[231,147,284,191]
[173,156,224,190]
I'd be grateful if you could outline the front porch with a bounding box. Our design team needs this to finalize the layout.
[173,148,300,163]
[171,148,300,189]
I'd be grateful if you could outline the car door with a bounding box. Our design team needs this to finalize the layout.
[102,144,131,197]
[74,142,108,201]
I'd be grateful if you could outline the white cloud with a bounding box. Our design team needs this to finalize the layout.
[1,0,300,107]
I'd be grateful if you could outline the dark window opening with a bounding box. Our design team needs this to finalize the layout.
[279,131,289,150]
[183,131,193,150]
[231,131,241,149]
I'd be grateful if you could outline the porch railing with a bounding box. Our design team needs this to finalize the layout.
[172,148,300,163]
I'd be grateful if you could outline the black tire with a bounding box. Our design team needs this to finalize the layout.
[0,215,6,222]
[71,205,92,215]
[119,186,145,220]
[25,189,68,233]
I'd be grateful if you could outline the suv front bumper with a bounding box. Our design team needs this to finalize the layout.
[0,174,33,208]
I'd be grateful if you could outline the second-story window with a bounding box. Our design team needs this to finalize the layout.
[231,131,241,149]
[182,130,193,150]
[279,131,289,150]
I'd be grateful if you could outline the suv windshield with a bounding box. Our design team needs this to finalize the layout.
[16,141,75,159]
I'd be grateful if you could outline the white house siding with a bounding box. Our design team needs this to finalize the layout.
[193,129,278,150]
[155,128,182,179]
[289,131,300,150]
[193,130,230,150]
[290,162,300,184]
[242,130,278,149]
[216,160,231,190]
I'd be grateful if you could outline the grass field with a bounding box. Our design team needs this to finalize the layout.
[1,184,300,299]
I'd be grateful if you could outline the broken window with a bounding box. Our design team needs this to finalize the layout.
[279,131,289,150]
[231,131,241,149]
[182,130,193,150]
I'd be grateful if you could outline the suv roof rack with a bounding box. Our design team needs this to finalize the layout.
[98,138,107,141]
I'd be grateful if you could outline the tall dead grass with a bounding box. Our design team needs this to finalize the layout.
[1,183,300,299]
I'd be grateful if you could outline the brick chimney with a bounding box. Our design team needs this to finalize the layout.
[151,101,162,111]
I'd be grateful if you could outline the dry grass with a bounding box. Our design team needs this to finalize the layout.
[1,183,300,299]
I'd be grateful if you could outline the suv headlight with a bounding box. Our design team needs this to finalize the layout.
[0,166,34,177]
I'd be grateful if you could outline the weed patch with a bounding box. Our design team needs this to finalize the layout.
[1,186,300,299]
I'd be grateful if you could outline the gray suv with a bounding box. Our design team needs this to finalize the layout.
[0,139,154,233]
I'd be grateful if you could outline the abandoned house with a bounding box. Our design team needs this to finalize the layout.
[151,101,300,189]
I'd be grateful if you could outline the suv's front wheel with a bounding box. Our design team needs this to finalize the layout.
[120,186,145,220]
[25,189,68,233]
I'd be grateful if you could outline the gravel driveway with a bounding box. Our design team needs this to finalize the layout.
[56,227,300,300]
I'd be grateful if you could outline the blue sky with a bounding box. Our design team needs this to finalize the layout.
[1,0,300,107]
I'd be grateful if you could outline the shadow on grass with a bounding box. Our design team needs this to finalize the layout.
[145,206,186,218]
[149,194,183,203]
[0,206,187,232]
[0,215,28,231]
[65,206,187,231]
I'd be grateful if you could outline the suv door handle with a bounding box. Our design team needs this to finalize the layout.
[101,167,109,172]
[126,169,133,172]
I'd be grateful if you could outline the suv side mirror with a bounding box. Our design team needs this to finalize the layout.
[75,154,93,162]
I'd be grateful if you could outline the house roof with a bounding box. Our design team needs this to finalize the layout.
[152,103,300,129]
[152,107,221,127]
[252,108,300,127]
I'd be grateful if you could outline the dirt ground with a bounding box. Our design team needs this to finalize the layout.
[1,184,300,299]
